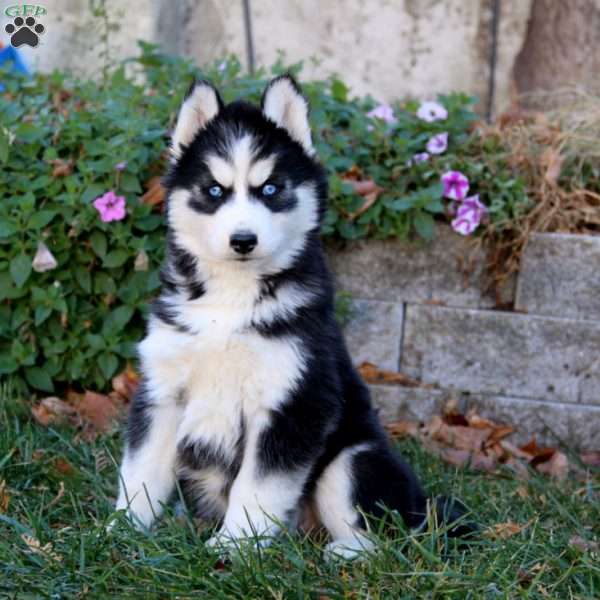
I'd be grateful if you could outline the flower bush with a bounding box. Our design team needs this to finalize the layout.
[0,43,530,394]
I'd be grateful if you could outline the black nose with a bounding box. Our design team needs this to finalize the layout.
[230,231,258,255]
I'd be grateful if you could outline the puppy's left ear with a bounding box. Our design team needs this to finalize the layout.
[261,75,313,154]
[171,80,223,160]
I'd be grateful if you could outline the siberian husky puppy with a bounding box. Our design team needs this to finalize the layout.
[116,75,469,559]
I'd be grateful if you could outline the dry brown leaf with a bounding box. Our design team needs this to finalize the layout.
[470,452,498,472]
[385,420,419,439]
[487,442,507,461]
[486,425,516,447]
[541,148,564,184]
[425,417,491,452]
[343,178,380,197]
[111,366,140,402]
[53,458,74,476]
[443,412,470,427]
[45,481,66,510]
[535,451,569,479]
[439,447,472,468]
[0,480,9,513]
[529,448,558,468]
[517,568,534,588]
[516,485,529,499]
[342,179,385,221]
[32,449,45,462]
[340,176,385,221]
[426,437,496,472]
[77,391,124,434]
[466,412,497,430]
[500,440,533,461]
[580,451,600,468]
[381,407,573,481]
[20,534,62,563]
[519,438,541,455]
[497,108,546,130]
[49,158,74,178]
[140,176,166,207]
[340,165,363,180]
[518,563,545,589]
[32,390,126,441]
[348,191,380,221]
[569,535,599,553]
[520,438,557,463]
[485,520,526,540]
[357,361,425,387]
[31,397,77,427]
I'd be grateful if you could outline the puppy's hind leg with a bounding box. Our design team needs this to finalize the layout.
[313,444,376,561]
[314,440,432,560]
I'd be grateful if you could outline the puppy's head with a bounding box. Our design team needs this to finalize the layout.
[165,75,327,274]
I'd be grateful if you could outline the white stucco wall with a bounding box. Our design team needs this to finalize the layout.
[1,0,532,112]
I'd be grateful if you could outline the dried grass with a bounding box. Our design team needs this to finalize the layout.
[480,88,600,295]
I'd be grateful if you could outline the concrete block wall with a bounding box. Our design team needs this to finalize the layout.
[327,229,600,449]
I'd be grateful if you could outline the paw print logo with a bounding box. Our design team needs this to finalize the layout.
[5,16,45,48]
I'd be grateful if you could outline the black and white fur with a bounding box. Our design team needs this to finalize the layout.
[116,75,468,559]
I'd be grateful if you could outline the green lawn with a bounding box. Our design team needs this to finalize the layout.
[1,387,598,599]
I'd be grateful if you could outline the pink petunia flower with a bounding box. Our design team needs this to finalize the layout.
[114,161,128,171]
[458,194,487,220]
[451,194,487,236]
[367,103,397,124]
[441,170,469,201]
[451,214,478,235]
[417,100,448,122]
[93,191,127,222]
[407,152,430,166]
[426,132,448,155]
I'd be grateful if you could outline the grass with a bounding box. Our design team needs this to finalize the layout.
[0,387,598,599]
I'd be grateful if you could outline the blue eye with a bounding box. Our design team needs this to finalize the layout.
[262,183,278,197]
[208,185,224,198]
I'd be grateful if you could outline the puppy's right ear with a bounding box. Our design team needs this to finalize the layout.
[170,80,223,160]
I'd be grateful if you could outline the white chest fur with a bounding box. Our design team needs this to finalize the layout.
[138,285,305,462]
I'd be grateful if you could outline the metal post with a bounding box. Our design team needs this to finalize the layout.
[242,0,255,74]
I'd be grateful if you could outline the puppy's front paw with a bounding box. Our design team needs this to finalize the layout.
[205,531,235,551]
[323,536,375,562]
[109,506,153,534]
[205,529,272,555]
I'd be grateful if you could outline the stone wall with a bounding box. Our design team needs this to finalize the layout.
[327,228,600,450]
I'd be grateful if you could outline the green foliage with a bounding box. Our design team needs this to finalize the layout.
[333,291,355,327]
[0,43,530,393]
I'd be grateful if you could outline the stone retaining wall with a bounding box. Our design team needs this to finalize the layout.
[327,228,600,449]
